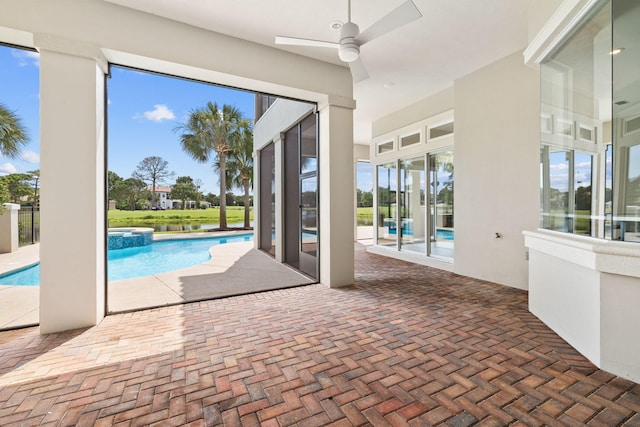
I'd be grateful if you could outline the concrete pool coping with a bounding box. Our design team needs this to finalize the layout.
[0,232,315,330]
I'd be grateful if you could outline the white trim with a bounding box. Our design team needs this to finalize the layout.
[367,245,454,272]
[524,229,640,277]
[524,0,601,66]
[375,138,396,156]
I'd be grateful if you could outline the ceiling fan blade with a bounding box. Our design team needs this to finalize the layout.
[355,0,422,45]
[275,36,339,49]
[349,57,369,82]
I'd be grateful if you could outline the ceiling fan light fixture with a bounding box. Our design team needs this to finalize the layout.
[339,44,360,62]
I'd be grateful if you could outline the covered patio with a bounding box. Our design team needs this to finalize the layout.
[0,245,638,425]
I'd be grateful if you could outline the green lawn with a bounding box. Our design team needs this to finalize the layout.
[357,207,373,225]
[108,206,252,227]
[108,206,374,228]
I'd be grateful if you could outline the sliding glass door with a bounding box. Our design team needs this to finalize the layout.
[399,157,426,253]
[428,151,454,259]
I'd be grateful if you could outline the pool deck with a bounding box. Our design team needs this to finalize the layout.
[0,244,40,329]
[0,232,315,330]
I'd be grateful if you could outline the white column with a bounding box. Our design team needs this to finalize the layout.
[318,98,356,287]
[38,39,106,334]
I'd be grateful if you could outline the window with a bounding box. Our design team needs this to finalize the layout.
[540,0,640,242]
[400,132,420,148]
[377,140,394,155]
[539,1,612,239]
[428,122,454,140]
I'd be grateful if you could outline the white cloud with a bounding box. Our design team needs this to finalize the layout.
[575,161,592,169]
[140,104,176,122]
[0,163,18,175]
[21,150,40,164]
[11,49,40,67]
[549,163,569,171]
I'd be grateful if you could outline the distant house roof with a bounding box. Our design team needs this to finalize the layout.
[151,185,173,193]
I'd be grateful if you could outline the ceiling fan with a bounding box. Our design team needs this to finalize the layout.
[275,0,422,82]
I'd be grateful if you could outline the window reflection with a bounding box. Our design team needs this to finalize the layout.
[376,163,397,247]
[400,157,426,253]
[300,115,317,174]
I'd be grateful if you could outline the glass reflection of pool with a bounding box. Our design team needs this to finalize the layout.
[0,233,254,286]
[435,229,454,241]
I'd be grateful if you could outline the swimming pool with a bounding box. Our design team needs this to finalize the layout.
[0,233,254,286]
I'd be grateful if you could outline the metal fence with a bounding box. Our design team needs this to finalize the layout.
[18,206,40,246]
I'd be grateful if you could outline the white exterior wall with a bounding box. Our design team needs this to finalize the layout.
[454,51,540,289]
[1,0,354,332]
[526,230,640,383]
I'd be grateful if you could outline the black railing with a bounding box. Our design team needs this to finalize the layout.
[18,206,40,246]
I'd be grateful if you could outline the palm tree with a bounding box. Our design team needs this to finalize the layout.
[175,102,248,229]
[226,126,254,229]
[0,102,29,159]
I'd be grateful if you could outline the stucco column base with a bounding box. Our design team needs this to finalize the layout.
[0,203,20,253]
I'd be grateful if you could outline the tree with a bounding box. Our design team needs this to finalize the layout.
[361,191,373,207]
[226,126,254,228]
[194,178,203,208]
[176,102,249,229]
[0,173,32,203]
[170,176,197,209]
[28,169,40,207]
[108,171,123,197]
[226,192,235,207]
[133,156,174,208]
[0,179,8,212]
[204,192,219,206]
[0,102,29,159]
[111,177,149,210]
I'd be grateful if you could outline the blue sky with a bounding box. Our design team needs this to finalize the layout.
[108,65,255,194]
[1,44,374,195]
[0,46,40,175]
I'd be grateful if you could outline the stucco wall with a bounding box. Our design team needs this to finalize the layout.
[453,51,540,290]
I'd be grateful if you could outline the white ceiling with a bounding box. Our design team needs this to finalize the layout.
[106,0,534,143]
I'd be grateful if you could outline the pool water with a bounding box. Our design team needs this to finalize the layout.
[0,233,253,286]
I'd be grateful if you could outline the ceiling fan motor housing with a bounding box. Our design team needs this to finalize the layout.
[338,21,360,62]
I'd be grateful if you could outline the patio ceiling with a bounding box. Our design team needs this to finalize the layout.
[105,0,533,143]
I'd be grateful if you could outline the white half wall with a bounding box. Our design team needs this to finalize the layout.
[526,230,640,383]
[454,51,540,290]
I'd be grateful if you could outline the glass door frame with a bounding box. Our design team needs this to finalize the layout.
[373,147,454,260]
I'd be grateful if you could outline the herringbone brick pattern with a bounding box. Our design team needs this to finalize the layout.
[0,244,638,426]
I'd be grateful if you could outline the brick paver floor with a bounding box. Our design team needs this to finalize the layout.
[0,244,638,426]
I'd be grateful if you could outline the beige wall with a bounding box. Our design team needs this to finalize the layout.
[370,51,539,290]
[454,51,540,289]
[372,87,454,138]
